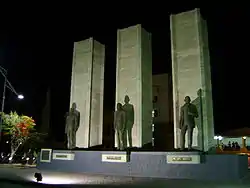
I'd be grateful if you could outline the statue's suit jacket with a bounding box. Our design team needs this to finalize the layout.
[179,103,198,129]
[65,110,80,134]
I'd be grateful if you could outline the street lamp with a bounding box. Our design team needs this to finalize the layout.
[0,65,24,141]
[18,94,24,100]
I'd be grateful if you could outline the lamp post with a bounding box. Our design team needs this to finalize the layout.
[0,65,24,141]
[0,67,7,115]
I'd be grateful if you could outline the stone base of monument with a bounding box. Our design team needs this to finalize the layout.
[37,149,248,180]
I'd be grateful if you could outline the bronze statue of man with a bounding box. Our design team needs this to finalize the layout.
[179,96,198,150]
[65,102,80,149]
[114,103,126,150]
[123,95,134,148]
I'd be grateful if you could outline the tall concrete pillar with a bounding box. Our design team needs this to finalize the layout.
[170,9,215,151]
[115,24,153,147]
[40,88,51,134]
[70,38,105,148]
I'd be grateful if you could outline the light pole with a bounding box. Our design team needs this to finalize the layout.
[0,65,24,141]
[1,67,7,115]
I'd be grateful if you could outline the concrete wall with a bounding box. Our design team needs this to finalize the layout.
[38,150,248,180]
[170,9,215,151]
[70,38,105,148]
[115,25,152,147]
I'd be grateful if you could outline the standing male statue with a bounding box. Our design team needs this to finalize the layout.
[123,95,134,148]
[114,103,126,150]
[179,96,198,150]
[65,102,80,149]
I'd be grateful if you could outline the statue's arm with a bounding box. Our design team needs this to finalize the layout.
[114,112,116,129]
[122,111,126,131]
[76,112,80,130]
[188,105,198,118]
[65,113,68,133]
[179,107,184,129]
[131,105,135,123]
[65,123,67,134]
[193,105,198,118]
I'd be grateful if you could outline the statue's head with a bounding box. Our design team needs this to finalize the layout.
[124,95,130,104]
[117,103,123,110]
[184,96,191,104]
[72,103,77,110]
[197,89,202,96]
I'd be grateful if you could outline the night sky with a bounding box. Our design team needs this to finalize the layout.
[0,7,248,141]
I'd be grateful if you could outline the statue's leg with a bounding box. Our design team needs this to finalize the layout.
[123,130,127,149]
[123,123,128,148]
[68,132,71,149]
[69,131,73,149]
[116,130,120,150]
[180,125,187,150]
[119,130,124,150]
[188,127,194,149]
[128,126,132,148]
[72,131,76,149]
[67,134,70,149]
[66,135,68,149]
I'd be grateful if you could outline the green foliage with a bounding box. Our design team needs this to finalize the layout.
[1,111,22,135]
[1,111,36,138]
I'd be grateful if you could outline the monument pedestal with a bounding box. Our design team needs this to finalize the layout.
[38,149,248,180]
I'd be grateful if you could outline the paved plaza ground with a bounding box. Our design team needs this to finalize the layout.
[0,165,250,187]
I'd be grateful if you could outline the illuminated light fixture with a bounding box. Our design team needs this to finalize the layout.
[218,136,223,140]
[243,136,247,139]
[214,136,223,140]
[17,94,24,99]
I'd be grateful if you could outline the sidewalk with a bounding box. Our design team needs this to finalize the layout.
[0,164,36,169]
[0,166,250,187]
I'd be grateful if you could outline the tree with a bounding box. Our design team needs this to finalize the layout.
[1,111,36,163]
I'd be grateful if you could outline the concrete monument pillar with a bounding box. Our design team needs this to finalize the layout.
[70,38,105,148]
[40,88,51,134]
[170,9,215,151]
[115,24,153,148]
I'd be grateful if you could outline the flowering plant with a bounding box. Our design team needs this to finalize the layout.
[1,111,36,163]
[16,115,36,137]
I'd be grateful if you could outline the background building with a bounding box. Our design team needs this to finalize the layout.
[152,73,173,150]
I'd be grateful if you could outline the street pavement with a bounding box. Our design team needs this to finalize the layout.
[1,166,250,187]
